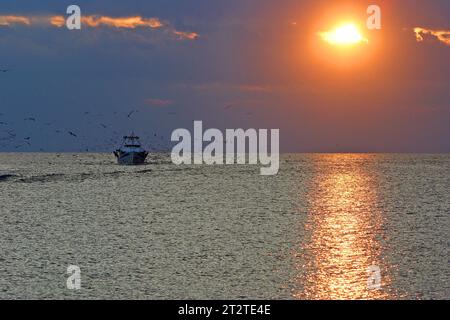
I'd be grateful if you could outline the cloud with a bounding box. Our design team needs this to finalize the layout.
[1,14,198,41]
[49,16,65,27]
[145,98,174,107]
[0,15,31,26]
[59,15,164,29]
[172,30,200,40]
[414,27,450,46]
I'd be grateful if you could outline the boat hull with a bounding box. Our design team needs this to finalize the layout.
[114,151,148,165]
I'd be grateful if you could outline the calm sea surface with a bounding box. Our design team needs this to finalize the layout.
[0,153,448,299]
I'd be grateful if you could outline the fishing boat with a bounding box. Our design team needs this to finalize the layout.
[113,134,148,165]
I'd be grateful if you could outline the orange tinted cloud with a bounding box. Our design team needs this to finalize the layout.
[50,16,65,27]
[173,30,200,40]
[50,15,163,29]
[50,15,198,40]
[414,27,450,46]
[0,15,31,26]
[3,14,198,41]
[81,16,163,29]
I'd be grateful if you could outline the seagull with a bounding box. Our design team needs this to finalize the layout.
[100,123,107,129]
[68,131,78,137]
[24,137,31,140]
[127,110,138,118]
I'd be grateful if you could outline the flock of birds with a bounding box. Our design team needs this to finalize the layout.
[0,67,174,152]
[1,67,256,152]
[0,108,172,152]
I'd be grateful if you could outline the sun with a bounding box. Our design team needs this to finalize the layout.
[319,23,368,46]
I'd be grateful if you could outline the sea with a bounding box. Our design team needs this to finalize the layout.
[0,153,448,299]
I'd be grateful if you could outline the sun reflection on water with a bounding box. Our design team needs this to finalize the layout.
[294,154,390,300]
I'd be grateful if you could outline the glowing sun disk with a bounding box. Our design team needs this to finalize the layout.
[320,24,368,46]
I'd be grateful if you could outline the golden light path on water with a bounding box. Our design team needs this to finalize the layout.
[294,155,391,299]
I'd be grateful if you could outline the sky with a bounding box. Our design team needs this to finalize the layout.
[0,0,449,152]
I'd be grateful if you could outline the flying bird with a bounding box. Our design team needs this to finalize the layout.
[127,110,138,118]
[0,69,8,73]
[24,117,36,121]
[68,131,78,137]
